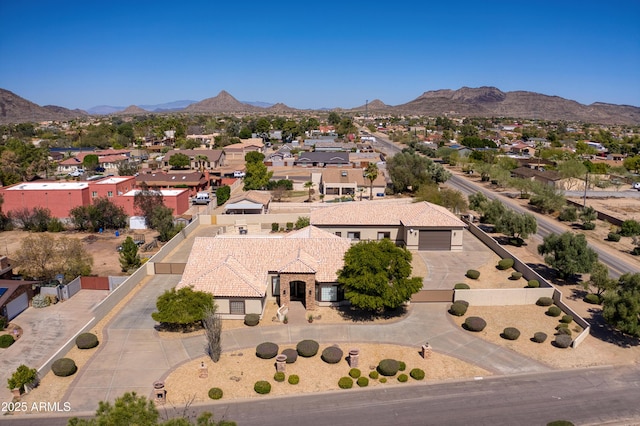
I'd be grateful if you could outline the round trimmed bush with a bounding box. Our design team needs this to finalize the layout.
[208,387,223,400]
[288,374,299,385]
[349,368,361,378]
[502,327,520,340]
[555,323,569,330]
[75,333,99,349]
[256,342,279,359]
[281,348,298,364]
[0,334,15,348]
[410,368,425,380]
[582,222,596,230]
[377,359,400,376]
[560,315,573,324]
[379,377,387,383]
[556,327,572,337]
[454,283,470,290]
[607,233,621,242]
[244,313,260,326]
[532,332,548,343]
[296,339,319,357]
[357,377,369,387]
[497,258,514,270]
[464,316,487,332]
[449,302,468,316]
[338,377,353,389]
[546,306,562,317]
[254,380,271,394]
[398,361,406,371]
[536,297,554,307]
[52,358,77,377]
[369,370,379,379]
[584,293,602,305]
[510,272,523,280]
[527,279,540,288]
[465,270,480,280]
[397,374,408,382]
[456,300,469,307]
[274,372,285,382]
[554,334,572,349]
[321,346,343,364]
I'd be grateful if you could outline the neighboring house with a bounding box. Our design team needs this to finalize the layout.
[349,152,384,168]
[56,149,131,174]
[304,136,336,147]
[0,257,38,321]
[320,168,387,198]
[136,171,209,195]
[314,141,357,152]
[176,226,352,318]
[223,140,264,162]
[310,200,466,251]
[294,152,350,167]
[162,149,225,171]
[225,191,272,215]
[510,166,562,188]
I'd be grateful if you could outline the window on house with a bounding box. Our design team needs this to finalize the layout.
[347,232,360,241]
[320,286,338,302]
[334,232,342,237]
[230,300,245,315]
[107,191,113,197]
[92,191,98,198]
[271,276,280,295]
[377,232,390,240]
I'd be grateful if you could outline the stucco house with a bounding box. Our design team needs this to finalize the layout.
[320,168,387,198]
[162,149,225,171]
[294,152,350,167]
[224,191,272,215]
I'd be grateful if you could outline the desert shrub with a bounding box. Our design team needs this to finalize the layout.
[281,348,298,364]
[244,313,260,326]
[555,323,569,330]
[582,222,596,230]
[558,206,577,222]
[502,327,521,340]
[606,232,621,242]
[410,368,425,380]
[510,272,523,280]
[464,316,487,332]
[0,334,15,348]
[456,300,469,307]
[532,332,548,343]
[546,306,562,317]
[556,327,572,336]
[379,377,387,383]
[76,333,99,349]
[256,342,279,359]
[31,293,50,308]
[465,270,480,279]
[497,258,514,270]
[288,375,299,385]
[357,377,369,387]
[398,361,406,371]
[338,377,353,389]
[554,334,572,348]
[527,279,540,288]
[536,297,554,306]
[560,315,573,324]
[46,294,58,305]
[584,293,602,304]
[286,222,294,231]
[208,387,223,400]
[377,359,400,376]
[620,219,640,237]
[254,380,271,394]
[0,317,5,331]
[547,421,575,426]
[397,374,408,382]
[296,339,319,357]
[449,302,468,316]
[51,358,77,377]
[349,368,361,378]
[274,372,285,382]
[321,346,343,364]
[454,283,470,289]
[369,370,379,379]
[271,222,279,232]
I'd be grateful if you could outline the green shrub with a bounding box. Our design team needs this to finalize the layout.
[456,300,469,307]
[271,222,279,232]
[254,380,271,394]
[288,375,299,385]
[321,346,343,364]
[244,313,260,326]
[31,294,50,308]
[357,377,369,387]
[536,297,554,306]
[398,361,406,371]
[76,333,99,349]
[0,317,5,331]
[377,359,400,376]
[556,327,572,336]
[51,358,77,377]
[274,372,285,382]
[448,302,468,316]
[369,370,379,379]
[547,421,575,426]
[397,374,408,382]
[582,222,596,230]
[560,315,573,324]
[349,368,361,378]
[621,219,640,237]
[502,327,520,340]
[465,270,480,279]
[296,340,319,357]
[532,332,547,343]
[208,387,223,400]
[555,323,569,330]
[607,232,621,242]
[584,293,602,304]
[546,306,562,317]
[510,272,523,280]
[286,222,294,231]
[558,206,577,222]
[338,377,353,389]
[379,377,387,383]
[7,365,38,392]
[256,342,279,359]
[464,316,487,332]
[281,348,298,364]
[497,258,514,270]
[0,334,15,348]
[454,283,470,289]
[527,279,540,288]
[410,368,425,380]
[554,334,572,348]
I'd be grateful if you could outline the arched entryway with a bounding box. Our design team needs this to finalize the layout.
[289,280,306,304]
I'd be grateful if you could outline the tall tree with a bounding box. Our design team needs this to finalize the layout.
[304,181,314,202]
[603,273,640,338]
[387,152,450,193]
[583,261,617,298]
[134,183,165,226]
[168,153,190,169]
[82,154,100,171]
[537,232,598,279]
[364,163,379,200]
[119,236,141,272]
[203,305,222,362]
[494,210,538,245]
[243,161,272,190]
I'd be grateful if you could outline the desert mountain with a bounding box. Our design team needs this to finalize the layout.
[118,105,148,115]
[350,99,389,111]
[0,89,86,124]
[267,102,297,113]
[183,90,261,113]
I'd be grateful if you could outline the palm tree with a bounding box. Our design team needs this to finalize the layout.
[364,163,379,200]
[304,181,314,202]
[196,155,209,173]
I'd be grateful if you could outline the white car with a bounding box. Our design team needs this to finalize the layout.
[632,182,640,190]
[68,169,84,177]
[233,171,246,178]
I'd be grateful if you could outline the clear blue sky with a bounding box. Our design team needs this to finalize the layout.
[1,0,639,110]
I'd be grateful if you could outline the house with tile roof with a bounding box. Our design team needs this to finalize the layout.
[320,168,387,199]
[224,190,272,214]
[294,152,350,167]
[162,149,225,171]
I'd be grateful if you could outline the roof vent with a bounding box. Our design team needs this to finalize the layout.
[341,171,347,177]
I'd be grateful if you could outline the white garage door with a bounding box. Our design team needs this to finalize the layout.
[6,292,29,320]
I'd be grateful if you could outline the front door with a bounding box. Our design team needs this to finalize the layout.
[289,281,305,301]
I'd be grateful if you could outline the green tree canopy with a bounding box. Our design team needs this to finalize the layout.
[583,261,617,298]
[83,154,100,171]
[387,152,450,193]
[151,287,214,330]
[168,153,190,169]
[494,210,538,245]
[415,184,468,214]
[364,163,379,200]
[119,236,141,272]
[245,151,265,164]
[70,197,127,232]
[537,232,598,279]
[338,239,423,312]
[134,183,165,226]
[603,273,640,338]
[243,161,273,190]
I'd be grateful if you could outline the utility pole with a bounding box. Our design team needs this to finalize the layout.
[365,99,368,120]
[583,172,589,207]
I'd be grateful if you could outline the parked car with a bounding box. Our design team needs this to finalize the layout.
[632,182,640,190]
[68,169,84,177]
[233,171,246,178]
[94,166,106,173]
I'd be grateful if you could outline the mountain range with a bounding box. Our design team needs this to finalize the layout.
[1,87,639,125]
